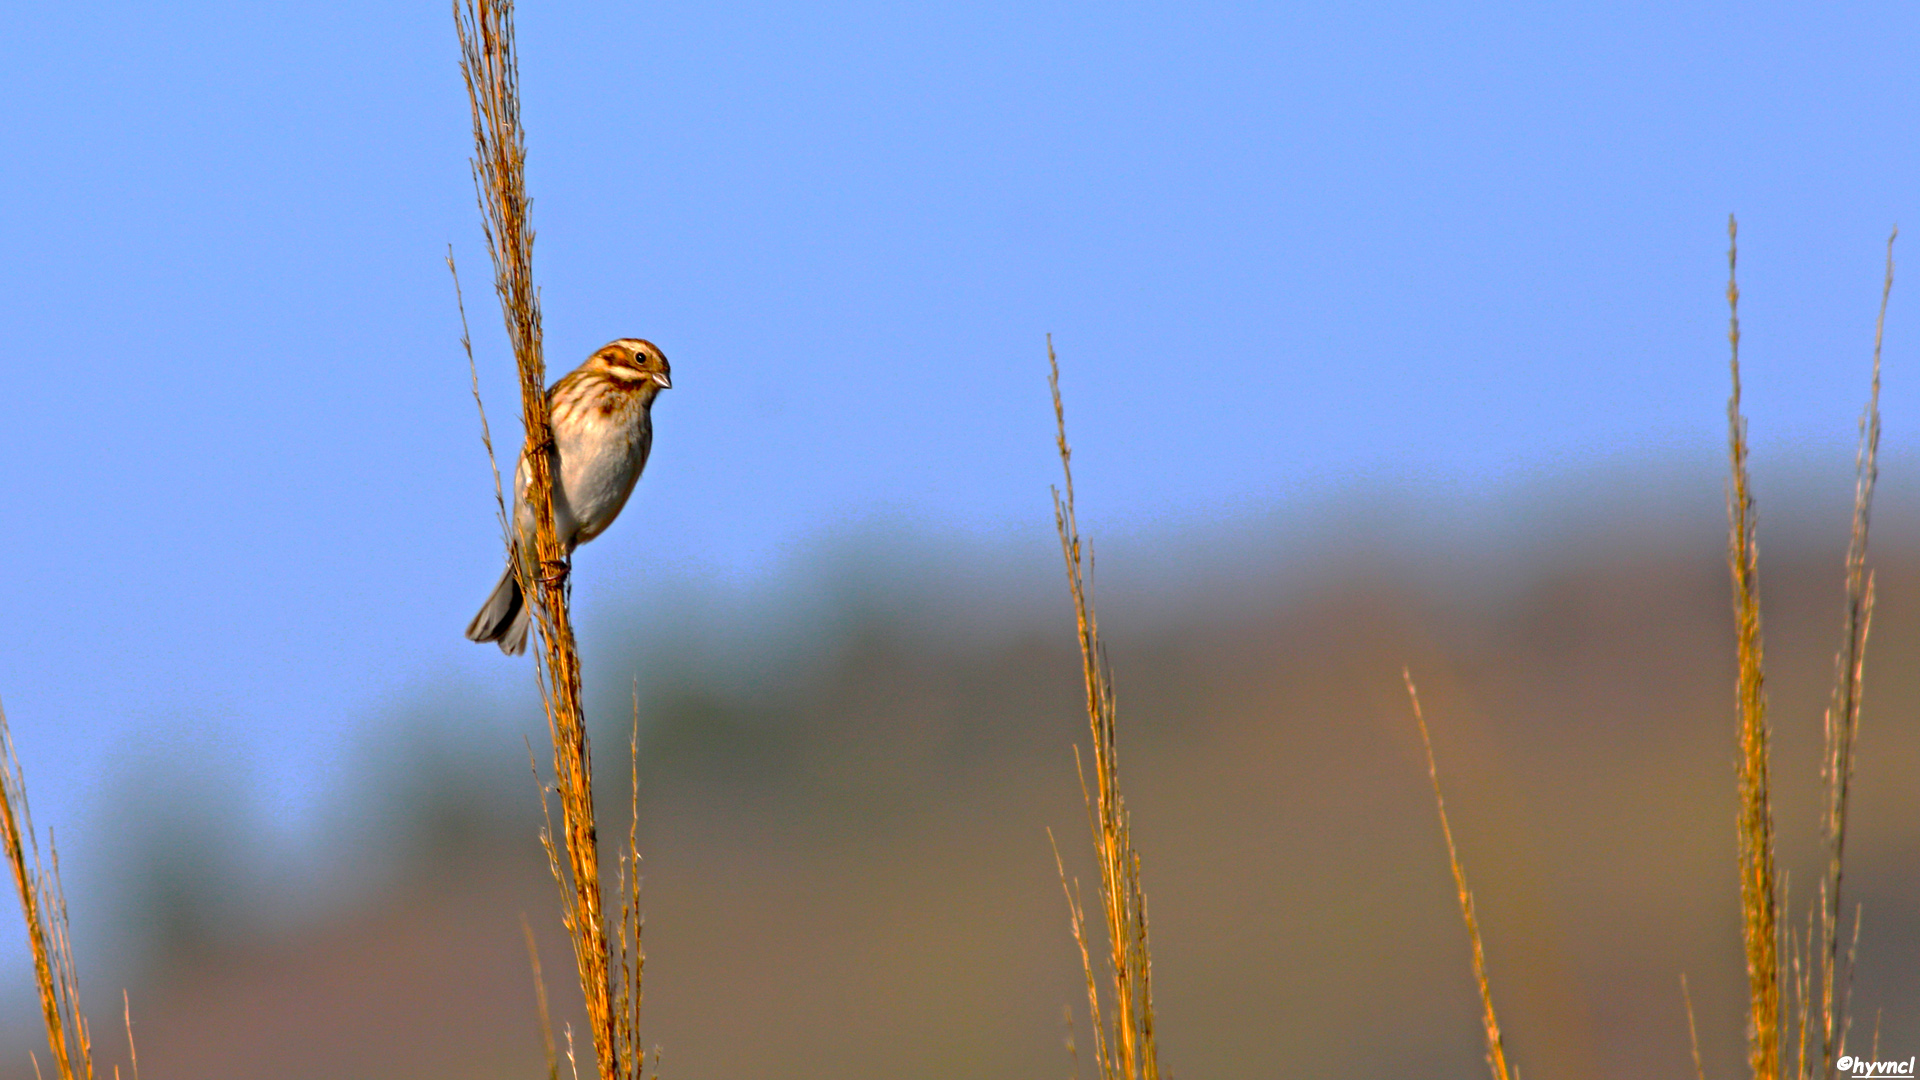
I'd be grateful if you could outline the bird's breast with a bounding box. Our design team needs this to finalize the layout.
[555,406,653,546]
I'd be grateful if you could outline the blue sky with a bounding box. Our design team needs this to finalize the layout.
[0,0,1916,926]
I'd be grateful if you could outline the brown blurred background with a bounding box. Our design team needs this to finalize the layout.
[1,474,1917,1080]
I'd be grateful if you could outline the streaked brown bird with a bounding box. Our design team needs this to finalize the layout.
[466,338,672,654]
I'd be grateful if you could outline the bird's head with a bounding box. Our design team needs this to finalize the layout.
[590,338,672,397]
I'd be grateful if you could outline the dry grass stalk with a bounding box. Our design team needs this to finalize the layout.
[1722,220,1897,1080]
[1047,338,1161,1080]
[523,915,560,1080]
[1725,214,1782,1080]
[0,701,95,1080]
[449,248,510,542]
[1403,673,1512,1080]
[1062,1001,1082,1077]
[1683,975,1706,1080]
[609,687,649,1078]
[453,3,642,1076]
[1813,227,1894,1078]
[117,992,136,1080]
[1790,891,1813,1080]
[1049,827,1111,1078]
[528,697,648,1076]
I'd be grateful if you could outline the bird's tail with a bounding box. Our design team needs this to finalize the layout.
[465,558,533,655]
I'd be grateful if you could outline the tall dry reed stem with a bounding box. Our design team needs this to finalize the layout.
[1399,221,1893,1080]
[526,682,648,1078]
[0,701,97,1080]
[1403,673,1511,1080]
[1726,214,1782,1080]
[1047,338,1161,1080]
[1813,228,1895,1079]
[453,3,643,1076]
[1724,219,1897,1080]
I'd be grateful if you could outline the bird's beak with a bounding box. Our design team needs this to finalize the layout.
[651,371,672,389]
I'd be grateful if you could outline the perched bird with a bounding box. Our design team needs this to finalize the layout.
[467,338,672,654]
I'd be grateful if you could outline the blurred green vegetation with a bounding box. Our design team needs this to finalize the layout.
[20,502,1920,1080]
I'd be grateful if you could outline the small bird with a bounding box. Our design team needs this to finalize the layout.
[467,338,672,654]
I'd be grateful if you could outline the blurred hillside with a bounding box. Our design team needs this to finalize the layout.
[1,492,1917,1080]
